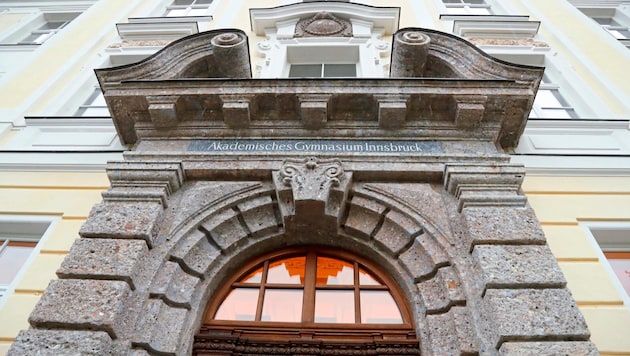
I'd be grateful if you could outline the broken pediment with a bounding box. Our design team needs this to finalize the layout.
[96,28,543,150]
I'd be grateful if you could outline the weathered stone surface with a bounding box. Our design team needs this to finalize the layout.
[170,229,220,276]
[344,196,386,239]
[499,341,599,355]
[150,261,200,309]
[483,289,590,348]
[237,195,280,237]
[29,279,132,339]
[472,245,566,293]
[417,266,465,312]
[374,209,422,255]
[57,238,148,289]
[8,329,127,356]
[200,208,248,251]
[399,233,449,281]
[133,299,188,355]
[462,207,546,250]
[426,306,479,355]
[80,201,163,248]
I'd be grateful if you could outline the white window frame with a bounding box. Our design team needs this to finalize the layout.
[482,46,609,119]
[441,0,493,15]
[0,10,81,46]
[250,4,399,79]
[581,222,630,311]
[164,0,214,17]
[579,5,630,48]
[0,215,58,308]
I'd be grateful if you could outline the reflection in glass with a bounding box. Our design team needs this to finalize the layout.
[267,257,305,284]
[0,243,34,285]
[359,268,381,285]
[360,290,403,324]
[317,257,354,285]
[214,288,258,321]
[240,266,263,283]
[315,290,354,323]
[262,289,303,322]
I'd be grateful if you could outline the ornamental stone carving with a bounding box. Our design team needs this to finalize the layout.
[295,12,352,38]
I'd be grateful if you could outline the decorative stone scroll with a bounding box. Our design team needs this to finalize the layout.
[295,12,352,38]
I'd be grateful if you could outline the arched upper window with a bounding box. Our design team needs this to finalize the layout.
[194,247,420,355]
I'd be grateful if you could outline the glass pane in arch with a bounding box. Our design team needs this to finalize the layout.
[316,256,354,285]
[261,289,303,322]
[267,256,305,284]
[214,288,258,321]
[360,290,403,324]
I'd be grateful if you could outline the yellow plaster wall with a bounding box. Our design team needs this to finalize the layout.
[523,175,630,354]
[0,171,108,350]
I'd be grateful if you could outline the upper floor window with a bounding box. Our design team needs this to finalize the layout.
[442,0,492,15]
[165,0,213,17]
[75,86,109,117]
[0,216,54,302]
[0,12,79,45]
[579,6,630,48]
[18,19,71,44]
[195,247,419,354]
[532,74,577,119]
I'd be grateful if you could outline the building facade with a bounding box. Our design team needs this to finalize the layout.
[0,0,629,355]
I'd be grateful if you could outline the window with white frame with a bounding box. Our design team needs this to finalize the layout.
[1,12,79,45]
[0,216,55,302]
[75,86,109,116]
[532,74,577,119]
[164,0,213,17]
[579,6,630,48]
[442,0,492,15]
[286,45,359,78]
[583,223,630,304]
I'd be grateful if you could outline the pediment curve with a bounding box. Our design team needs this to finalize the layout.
[96,29,251,86]
[392,27,544,82]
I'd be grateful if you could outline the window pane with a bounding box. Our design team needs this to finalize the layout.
[38,21,66,31]
[317,257,353,285]
[604,252,630,297]
[166,9,188,17]
[323,64,356,78]
[0,243,34,285]
[214,288,258,321]
[240,266,263,283]
[289,64,322,78]
[173,0,194,5]
[360,290,403,324]
[262,289,303,322]
[315,290,354,323]
[359,268,381,286]
[267,256,305,284]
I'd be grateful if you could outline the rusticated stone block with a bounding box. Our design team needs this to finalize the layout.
[344,196,386,239]
[237,195,279,238]
[499,341,599,355]
[201,208,248,251]
[374,209,422,255]
[472,245,566,294]
[483,289,590,348]
[399,234,449,281]
[29,279,132,339]
[134,299,188,355]
[378,101,406,128]
[426,306,479,355]
[80,201,163,248]
[8,329,127,356]
[150,261,200,309]
[170,229,220,276]
[462,207,546,250]
[57,238,148,290]
[417,266,465,312]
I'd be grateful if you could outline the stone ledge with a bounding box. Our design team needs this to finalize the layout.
[498,341,599,355]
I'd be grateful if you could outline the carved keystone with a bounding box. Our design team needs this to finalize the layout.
[298,95,328,129]
[454,95,487,128]
[274,157,351,231]
[221,96,251,128]
[147,96,180,128]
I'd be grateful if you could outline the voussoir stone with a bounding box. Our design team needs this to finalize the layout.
[462,207,546,250]
[483,288,590,348]
[344,195,386,239]
[57,238,148,290]
[472,244,566,293]
[80,201,163,248]
[373,209,422,255]
[499,341,599,355]
[7,329,128,356]
[29,279,132,339]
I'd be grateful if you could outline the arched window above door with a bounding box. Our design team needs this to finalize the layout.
[194,247,420,355]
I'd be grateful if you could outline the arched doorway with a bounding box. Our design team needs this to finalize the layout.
[193,246,420,355]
